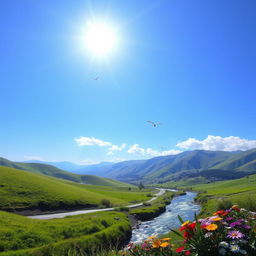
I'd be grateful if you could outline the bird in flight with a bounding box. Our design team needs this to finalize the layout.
[93,76,100,81]
[147,121,163,127]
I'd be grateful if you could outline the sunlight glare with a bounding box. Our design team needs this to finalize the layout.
[85,22,117,57]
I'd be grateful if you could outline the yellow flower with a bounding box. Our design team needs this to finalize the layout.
[161,238,171,241]
[182,220,190,226]
[152,240,161,248]
[205,224,218,231]
[212,217,222,222]
[148,236,156,239]
[160,242,170,247]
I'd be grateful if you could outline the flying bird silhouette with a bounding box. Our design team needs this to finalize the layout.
[147,121,163,127]
[93,76,99,81]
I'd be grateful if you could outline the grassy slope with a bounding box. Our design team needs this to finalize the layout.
[0,157,131,187]
[191,174,256,215]
[0,211,131,255]
[0,166,150,211]
[211,148,256,171]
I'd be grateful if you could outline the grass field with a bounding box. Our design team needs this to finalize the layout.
[0,157,133,186]
[0,210,131,255]
[188,174,256,216]
[0,166,151,212]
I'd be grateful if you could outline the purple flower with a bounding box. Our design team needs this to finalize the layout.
[225,217,234,221]
[141,243,148,248]
[227,230,244,239]
[230,221,242,227]
[243,225,251,229]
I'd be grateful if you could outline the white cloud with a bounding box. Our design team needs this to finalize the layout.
[176,135,256,151]
[75,136,112,147]
[108,143,126,152]
[24,155,43,161]
[75,136,127,157]
[127,144,181,157]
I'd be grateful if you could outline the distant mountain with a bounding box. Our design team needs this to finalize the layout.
[0,157,132,187]
[22,160,85,172]
[3,148,256,186]
[73,149,256,184]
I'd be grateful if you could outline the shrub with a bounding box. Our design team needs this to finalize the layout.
[217,198,233,210]
[100,199,112,208]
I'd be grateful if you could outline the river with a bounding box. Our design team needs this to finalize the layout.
[130,191,200,243]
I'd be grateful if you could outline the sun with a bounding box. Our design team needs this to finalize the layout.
[84,22,117,57]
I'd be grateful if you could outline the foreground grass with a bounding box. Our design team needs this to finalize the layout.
[0,211,131,255]
[0,166,151,212]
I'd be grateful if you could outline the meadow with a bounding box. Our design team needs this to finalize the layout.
[0,210,131,255]
[0,166,151,212]
[191,174,256,216]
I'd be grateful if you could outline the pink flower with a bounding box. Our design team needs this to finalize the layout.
[227,230,244,239]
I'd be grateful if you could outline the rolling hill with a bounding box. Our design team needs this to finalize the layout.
[0,157,132,187]
[0,166,149,212]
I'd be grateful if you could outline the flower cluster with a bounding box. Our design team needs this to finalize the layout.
[125,236,173,256]
[173,206,256,255]
[124,206,256,256]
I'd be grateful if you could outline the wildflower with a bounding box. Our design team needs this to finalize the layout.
[214,210,228,216]
[205,224,218,231]
[227,230,244,239]
[230,244,240,252]
[204,232,213,238]
[148,236,156,239]
[160,242,170,247]
[176,246,185,253]
[232,205,240,212]
[225,217,234,221]
[152,239,161,248]
[141,243,148,248]
[219,241,229,248]
[230,221,242,227]
[182,221,190,226]
[243,224,251,229]
[185,251,191,255]
[183,231,193,239]
[212,217,222,222]
[161,238,171,241]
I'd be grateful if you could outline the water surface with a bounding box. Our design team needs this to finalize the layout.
[130,192,200,243]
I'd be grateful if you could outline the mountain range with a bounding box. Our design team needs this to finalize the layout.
[15,148,256,184]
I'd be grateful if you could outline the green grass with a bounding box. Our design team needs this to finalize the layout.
[0,157,133,187]
[189,174,256,216]
[0,166,151,212]
[0,211,131,255]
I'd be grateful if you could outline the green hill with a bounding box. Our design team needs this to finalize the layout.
[211,148,256,171]
[0,157,131,187]
[191,174,256,215]
[0,166,149,212]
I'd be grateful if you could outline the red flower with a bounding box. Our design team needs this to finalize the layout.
[185,250,191,255]
[187,223,196,230]
[179,226,187,231]
[183,231,193,239]
[176,246,185,253]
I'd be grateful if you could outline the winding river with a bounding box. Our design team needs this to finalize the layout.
[130,191,200,243]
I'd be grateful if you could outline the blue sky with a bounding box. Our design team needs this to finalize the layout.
[1,0,256,164]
